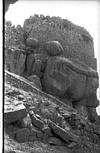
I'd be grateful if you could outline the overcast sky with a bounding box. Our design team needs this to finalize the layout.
[5,0,100,114]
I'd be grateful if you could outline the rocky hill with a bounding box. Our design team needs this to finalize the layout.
[4,15,100,153]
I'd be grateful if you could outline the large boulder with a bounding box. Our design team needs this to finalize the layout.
[5,47,26,75]
[4,97,27,123]
[25,37,39,48]
[43,40,64,56]
[43,56,99,103]
[48,120,80,143]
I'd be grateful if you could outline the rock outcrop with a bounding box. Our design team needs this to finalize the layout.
[4,15,100,153]
[43,41,64,56]
[23,15,96,69]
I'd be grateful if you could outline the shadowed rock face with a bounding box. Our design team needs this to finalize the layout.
[43,56,99,102]
[5,14,99,111]
[5,0,18,12]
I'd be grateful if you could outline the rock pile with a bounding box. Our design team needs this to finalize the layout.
[4,81,100,152]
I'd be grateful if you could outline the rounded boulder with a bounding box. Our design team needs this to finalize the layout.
[44,40,64,56]
[26,37,39,48]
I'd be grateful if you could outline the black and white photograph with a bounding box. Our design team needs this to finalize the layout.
[2,0,100,153]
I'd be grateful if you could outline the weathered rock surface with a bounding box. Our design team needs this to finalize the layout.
[75,94,99,108]
[15,128,30,143]
[48,120,80,142]
[26,53,35,76]
[26,37,39,48]
[43,56,98,102]
[44,41,64,56]
[5,47,26,75]
[74,105,88,121]
[4,97,27,123]
[85,77,99,97]
[42,126,52,136]
[21,114,32,128]
[87,107,99,122]
[28,75,42,90]
[30,114,44,130]
[48,137,62,145]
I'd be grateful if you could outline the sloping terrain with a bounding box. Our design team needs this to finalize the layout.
[4,71,100,153]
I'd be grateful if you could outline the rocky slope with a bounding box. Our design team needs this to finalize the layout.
[4,15,100,153]
[4,71,100,153]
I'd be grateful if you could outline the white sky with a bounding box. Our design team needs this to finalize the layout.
[5,0,100,114]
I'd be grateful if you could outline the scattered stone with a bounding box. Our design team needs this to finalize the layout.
[48,137,62,145]
[44,40,64,56]
[15,128,30,143]
[67,142,77,148]
[31,114,44,130]
[35,114,42,120]
[21,114,32,128]
[17,94,24,101]
[59,108,76,119]
[29,110,34,116]
[30,125,38,136]
[48,120,80,143]
[55,113,63,127]
[4,98,27,123]
[93,124,100,135]
[26,37,39,48]
[42,126,53,136]
[74,105,88,121]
